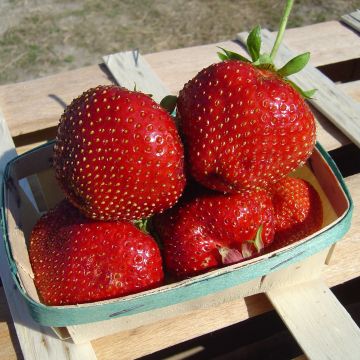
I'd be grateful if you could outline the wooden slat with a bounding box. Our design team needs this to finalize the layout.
[237,29,360,148]
[282,21,360,66]
[0,65,113,137]
[267,280,360,360]
[339,80,360,103]
[103,51,170,103]
[92,293,273,360]
[341,10,360,33]
[324,174,360,285]
[145,40,246,95]
[0,287,19,360]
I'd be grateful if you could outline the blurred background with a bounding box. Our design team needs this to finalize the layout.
[0,0,358,85]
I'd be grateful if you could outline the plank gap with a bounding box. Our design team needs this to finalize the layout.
[317,58,360,84]
[328,144,360,178]
[13,127,57,154]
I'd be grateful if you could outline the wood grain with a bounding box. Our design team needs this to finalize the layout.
[283,21,360,66]
[0,65,113,137]
[324,174,360,286]
[341,10,360,33]
[103,51,170,103]
[267,280,360,360]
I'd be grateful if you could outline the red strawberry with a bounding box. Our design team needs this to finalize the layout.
[176,6,315,193]
[153,188,275,279]
[29,200,164,305]
[266,177,323,252]
[53,85,186,221]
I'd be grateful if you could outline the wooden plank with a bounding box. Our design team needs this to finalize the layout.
[324,174,360,285]
[282,21,360,66]
[145,21,360,95]
[103,51,170,103]
[0,287,20,360]
[341,10,360,33]
[92,293,273,360]
[237,29,360,148]
[0,112,97,359]
[267,280,360,360]
[0,65,113,137]
[339,80,360,103]
[145,40,246,95]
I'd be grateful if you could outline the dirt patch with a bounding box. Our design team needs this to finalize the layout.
[0,0,358,85]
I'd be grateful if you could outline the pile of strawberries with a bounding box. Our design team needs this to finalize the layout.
[29,5,324,306]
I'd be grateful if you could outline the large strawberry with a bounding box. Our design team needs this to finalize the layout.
[266,176,323,252]
[153,188,275,279]
[175,1,316,193]
[53,85,186,221]
[29,200,164,306]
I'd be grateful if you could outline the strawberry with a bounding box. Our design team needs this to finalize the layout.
[153,188,275,279]
[266,177,323,252]
[29,200,164,306]
[53,85,186,221]
[175,2,316,193]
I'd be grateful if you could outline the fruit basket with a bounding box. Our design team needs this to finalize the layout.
[1,140,352,343]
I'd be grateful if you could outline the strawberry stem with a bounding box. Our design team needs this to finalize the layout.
[270,0,294,61]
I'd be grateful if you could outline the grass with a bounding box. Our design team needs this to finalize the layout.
[0,0,358,85]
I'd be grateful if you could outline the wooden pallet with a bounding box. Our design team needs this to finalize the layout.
[0,20,360,360]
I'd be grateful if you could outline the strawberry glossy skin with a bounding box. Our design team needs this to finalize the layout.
[54,85,186,221]
[266,177,323,251]
[177,60,316,192]
[29,200,164,306]
[154,189,275,279]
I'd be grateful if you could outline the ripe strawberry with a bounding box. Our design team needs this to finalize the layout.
[266,177,323,252]
[176,6,316,193]
[53,85,186,221]
[29,200,164,306]
[153,188,275,278]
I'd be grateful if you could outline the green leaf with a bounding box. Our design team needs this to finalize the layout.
[246,25,262,62]
[217,51,228,61]
[160,95,178,114]
[302,88,317,98]
[245,225,264,253]
[217,47,250,63]
[286,79,317,99]
[252,225,264,253]
[277,52,310,77]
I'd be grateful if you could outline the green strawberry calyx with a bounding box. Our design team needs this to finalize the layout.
[133,218,150,234]
[247,224,264,253]
[218,225,264,265]
[217,0,316,99]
